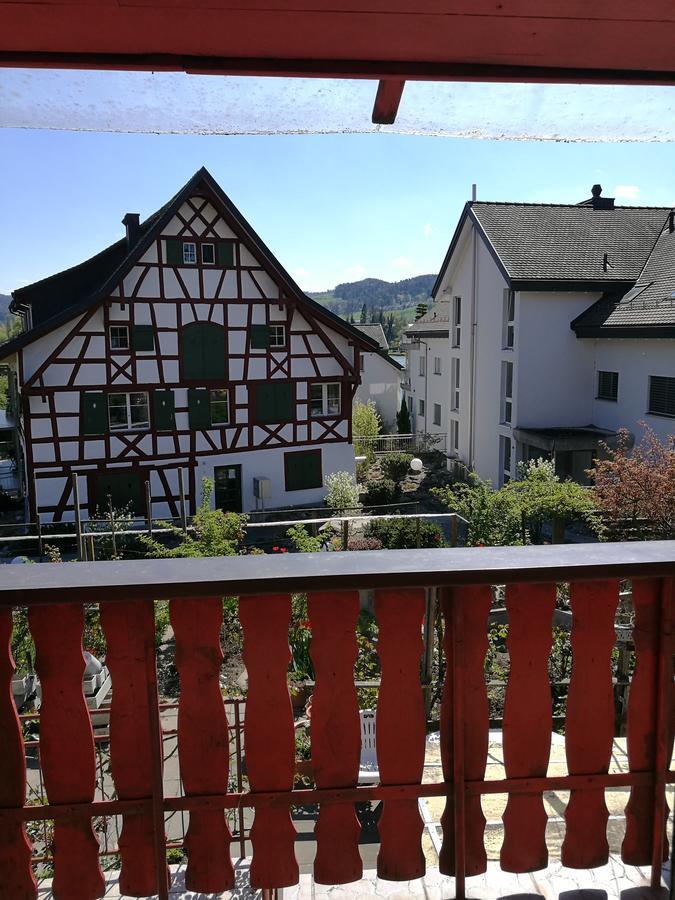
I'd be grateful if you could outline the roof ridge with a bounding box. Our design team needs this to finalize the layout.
[470,200,671,210]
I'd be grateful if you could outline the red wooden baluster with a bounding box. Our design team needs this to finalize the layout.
[623,578,663,865]
[0,608,36,899]
[501,582,555,873]
[439,585,492,877]
[29,603,104,900]
[240,593,297,889]
[562,580,619,868]
[375,587,426,881]
[171,597,233,892]
[308,590,361,885]
[100,600,168,897]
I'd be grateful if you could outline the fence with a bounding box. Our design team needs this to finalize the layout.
[0,542,673,898]
[354,432,448,455]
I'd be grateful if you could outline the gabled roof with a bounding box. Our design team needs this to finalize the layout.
[355,323,388,350]
[433,198,671,298]
[2,168,379,358]
[572,218,675,337]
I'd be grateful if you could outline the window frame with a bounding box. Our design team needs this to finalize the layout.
[452,296,461,348]
[109,324,130,352]
[269,324,287,348]
[450,418,459,454]
[501,360,513,425]
[418,398,425,417]
[500,434,512,485]
[648,375,675,418]
[107,391,150,432]
[209,388,231,426]
[433,402,442,426]
[502,289,515,350]
[451,357,460,412]
[596,370,619,402]
[310,382,342,418]
[419,355,426,377]
[182,241,197,265]
[201,242,215,265]
[433,356,442,375]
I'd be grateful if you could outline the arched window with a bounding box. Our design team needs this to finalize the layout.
[181,321,226,380]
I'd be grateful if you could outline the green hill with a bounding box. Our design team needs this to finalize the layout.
[309,274,434,317]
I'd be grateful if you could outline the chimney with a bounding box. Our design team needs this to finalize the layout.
[669,210,675,233]
[122,213,141,250]
[590,184,615,211]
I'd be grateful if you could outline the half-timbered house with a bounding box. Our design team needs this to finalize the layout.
[0,168,377,523]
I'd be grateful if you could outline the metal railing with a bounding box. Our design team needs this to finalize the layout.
[0,542,673,899]
[354,432,448,454]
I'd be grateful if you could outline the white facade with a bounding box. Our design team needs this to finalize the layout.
[354,351,402,432]
[403,301,450,442]
[432,214,675,487]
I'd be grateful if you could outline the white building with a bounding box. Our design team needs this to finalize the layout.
[353,323,404,431]
[430,185,675,486]
[403,301,450,444]
[0,168,377,522]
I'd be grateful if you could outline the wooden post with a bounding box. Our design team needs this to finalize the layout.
[450,514,459,548]
[145,480,153,539]
[415,517,421,549]
[88,534,95,562]
[421,588,437,719]
[72,473,83,561]
[35,516,43,560]
[341,518,349,551]
[178,468,187,535]
[108,495,117,559]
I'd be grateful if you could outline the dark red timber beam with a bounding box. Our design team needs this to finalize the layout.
[4,2,675,124]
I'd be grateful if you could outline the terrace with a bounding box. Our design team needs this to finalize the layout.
[0,541,673,899]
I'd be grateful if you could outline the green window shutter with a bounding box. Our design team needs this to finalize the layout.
[182,322,226,380]
[131,324,155,352]
[153,390,175,431]
[188,388,210,429]
[81,391,107,435]
[217,242,235,267]
[250,324,270,350]
[285,450,322,491]
[96,470,142,515]
[254,382,293,424]
[166,239,181,265]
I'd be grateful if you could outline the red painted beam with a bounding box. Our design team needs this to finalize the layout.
[372,79,406,124]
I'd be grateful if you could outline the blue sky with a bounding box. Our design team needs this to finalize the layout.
[2,127,675,295]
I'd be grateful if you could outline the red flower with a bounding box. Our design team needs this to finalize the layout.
[281,547,288,553]
[272,546,279,551]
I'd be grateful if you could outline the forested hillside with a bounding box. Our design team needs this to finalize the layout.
[309,274,434,318]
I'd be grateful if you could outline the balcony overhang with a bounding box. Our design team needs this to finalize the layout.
[513,425,627,454]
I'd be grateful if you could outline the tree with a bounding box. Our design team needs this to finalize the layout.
[415,303,428,321]
[359,303,367,324]
[324,470,360,515]
[396,396,411,434]
[352,400,381,466]
[590,425,675,540]
[433,476,523,547]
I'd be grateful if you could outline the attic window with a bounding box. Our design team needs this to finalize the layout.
[183,242,197,264]
[110,325,130,350]
[202,243,215,264]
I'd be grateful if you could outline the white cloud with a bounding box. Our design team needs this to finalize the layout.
[614,185,641,200]
[293,267,311,280]
[391,255,413,270]
[423,223,433,237]
[345,264,366,279]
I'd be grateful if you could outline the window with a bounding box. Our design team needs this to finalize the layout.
[433,403,442,426]
[310,382,341,417]
[181,322,226,380]
[201,243,215,264]
[269,324,286,348]
[182,242,197,264]
[210,389,230,425]
[359,354,365,372]
[254,382,294,424]
[109,325,129,350]
[451,419,459,454]
[451,358,460,411]
[419,355,426,377]
[285,449,322,491]
[501,361,513,424]
[502,289,515,349]
[500,435,512,485]
[434,356,442,375]
[418,398,425,417]
[597,370,618,402]
[108,392,150,431]
[452,296,461,348]
[648,375,675,417]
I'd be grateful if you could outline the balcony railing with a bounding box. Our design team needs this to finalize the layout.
[0,542,673,899]
[355,432,448,455]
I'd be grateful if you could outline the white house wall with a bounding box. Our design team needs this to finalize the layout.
[355,353,402,431]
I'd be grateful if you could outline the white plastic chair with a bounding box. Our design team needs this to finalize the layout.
[358,709,379,784]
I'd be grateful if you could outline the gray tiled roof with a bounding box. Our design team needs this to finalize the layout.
[572,221,675,332]
[355,323,389,349]
[471,202,671,283]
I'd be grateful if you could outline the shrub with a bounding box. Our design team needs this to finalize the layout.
[286,523,336,553]
[396,397,411,434]
[347,536,382,551]
[353,401,381,465]
[363,479,399,507]
[324,470,360,515]
[365,517,444,549]
[380,451,414,484]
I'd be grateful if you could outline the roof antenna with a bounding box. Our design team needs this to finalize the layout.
[471,184,477,202]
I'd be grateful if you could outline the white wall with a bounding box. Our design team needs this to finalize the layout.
[354,353,402,431]
[591,339,675,444]
[405,333,449,437]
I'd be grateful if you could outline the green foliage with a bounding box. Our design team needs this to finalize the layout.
[396,396,411,434]
[433,475,523,547]
[294,725,312,760]
[88,502,137,560]
[365,516,444,549]
[286,523,336,553]
[363,478,400,507]
[508,458,600,542]
[289,593,313,682]
[353,400,382,466]
[380,451,414,484]
[139,478,248,558]
[324,470,360,515]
